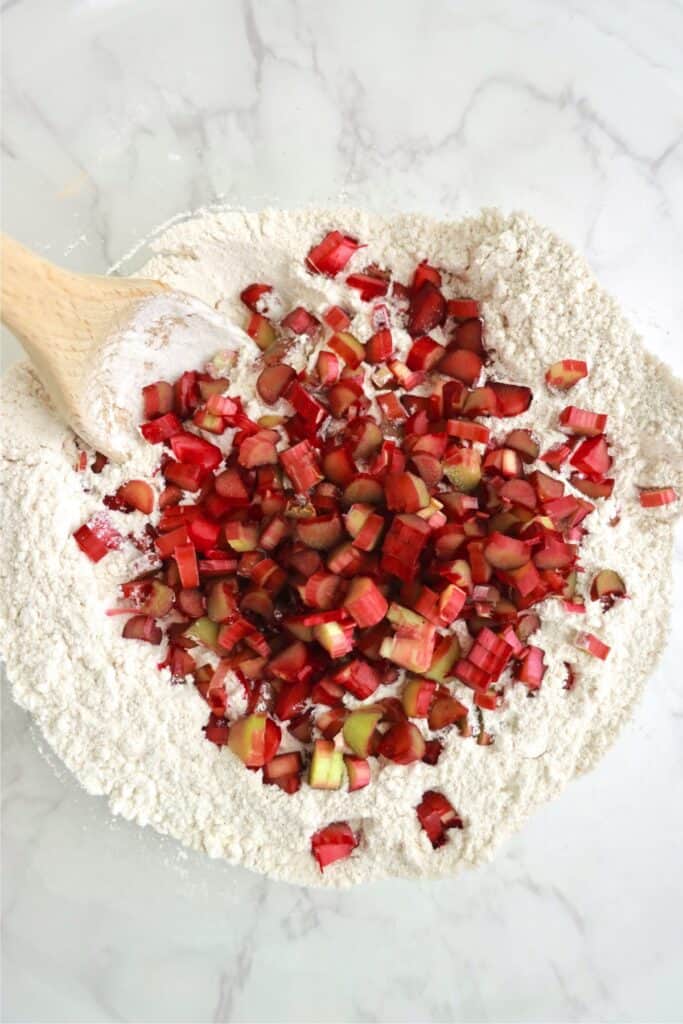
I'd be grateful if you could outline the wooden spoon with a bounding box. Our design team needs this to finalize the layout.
[1,234,245,462]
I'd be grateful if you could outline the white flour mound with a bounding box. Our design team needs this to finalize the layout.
[1,208,681,888]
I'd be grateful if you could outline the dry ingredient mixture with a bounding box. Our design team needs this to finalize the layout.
[1,208,681,886]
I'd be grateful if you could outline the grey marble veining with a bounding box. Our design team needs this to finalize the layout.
[1,1,682,1021]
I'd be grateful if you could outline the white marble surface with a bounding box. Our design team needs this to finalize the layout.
[2,1,682,1021]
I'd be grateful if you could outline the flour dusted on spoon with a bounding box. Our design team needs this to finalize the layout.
[0,207,680,887]
[83,292,248,460]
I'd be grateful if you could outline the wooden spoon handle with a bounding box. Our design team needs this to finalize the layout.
[1,233,167,361]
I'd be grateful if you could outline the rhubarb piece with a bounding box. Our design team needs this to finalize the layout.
[428,694,467,730]
[412,261,442,290]
[385,472,430,513]
[590,569,626,604]
[346,271,389,301]
[516,645,546,689]
[380,620,436,673]
[488,382,533,417]
[122,614,162,645]
[575,632,610,660]
[333,658,380,699]
[377,392,407,421]
[73,523,110,563]
[342,475,384,506]
[448,298,479,322]
[423,630,462,679]
[280,441,323,492]
[314,620,355,658]
[311,822,358,871]
[343,708,383,757]
[204,714,230,747]
[296,513,343,550]
[559,406,607,437]
[328,331,365,369]
[170,432,222,471]
[306,230,361,276]
[570,475,614,499]
[366,328,393,363]
[186,616,220,649]
[545,359,588,390]
[274,679,311,721]
[407,336,445,372]
[262,751,303,793]
[228,713,281,767]
[417,790,463,848]
[281,306,320,336]
[570,435,611,478]
[256,363,296,405]
[140,412,182,444]
[245,312,277,350]
[639,487,677,508]
[142,380,174,420]
[345,416,382,460]
[240,282,272,311]
[380,514,431,583]
[123,579,174,617]
[324,305,351,331]
[402,678,437,718]
[309,739,344,789]
[344,756,371,792]
[446,419,490,444]
[443,449,481,492]
[408,281,446,337]
[343,576,388,628]
[316,350,341,386]
[378,721,426,764]
[483,532,532,570]
[439,348,482,385]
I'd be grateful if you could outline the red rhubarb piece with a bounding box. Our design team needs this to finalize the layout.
[559,406,607,437]
[639,487,677,508]
[343,576,388,628]
[280,441,323,492]
[416,791,463,848]
[570,435,611,478]
[323,305,351,332]
[311,822,358,871]
[366,328,393,364]
[256,363,296,405]
[575,632,610,660]
[439,348,482,385]
[448,298,479,322]
[277,308,316,340]
[545,359,588,390]
[240,282,272,312]
[378,721,426,764]
[346,272,389,301]
[407,281,446,337]
[142,381,174,420]
[122,614,162,645]
[489,382,532,417]
[170,432,222,470]
[140,412,182,444]
[115,479,155,514]
[306,230,361,276]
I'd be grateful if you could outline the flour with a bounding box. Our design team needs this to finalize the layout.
[1,208,681,888]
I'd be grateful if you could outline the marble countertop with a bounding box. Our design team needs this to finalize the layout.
[2,1,682,1021]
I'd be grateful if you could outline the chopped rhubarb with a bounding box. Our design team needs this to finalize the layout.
[545,360,588,390]
[306,230,361,276]
[559,406,607,437]
[416,791,463,848]
[311,822,358,870]
[280,441,323,492]
[575,632,610,660]
[240,282,272,312]
[344,756,371,792]
[639,487,677,508]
